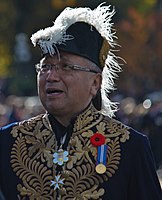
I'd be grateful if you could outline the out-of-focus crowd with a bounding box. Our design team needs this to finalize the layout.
[0,92,162,187]
[0,95,45,127]
[113,91,162,187]
[114,91,162,169]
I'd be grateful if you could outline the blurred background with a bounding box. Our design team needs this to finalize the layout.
[0,0,162,184]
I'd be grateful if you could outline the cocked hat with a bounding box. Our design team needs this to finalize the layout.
[31,3,121,117]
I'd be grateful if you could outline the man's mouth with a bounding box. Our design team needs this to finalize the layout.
[46,88,63,95]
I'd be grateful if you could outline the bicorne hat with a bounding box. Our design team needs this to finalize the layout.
[31,3,121,117]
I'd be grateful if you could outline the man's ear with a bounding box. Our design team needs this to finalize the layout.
[90,73,102,97]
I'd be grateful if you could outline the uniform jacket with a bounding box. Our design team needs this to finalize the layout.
[0,104,161,200]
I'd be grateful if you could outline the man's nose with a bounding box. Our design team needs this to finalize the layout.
[46,66,61,82]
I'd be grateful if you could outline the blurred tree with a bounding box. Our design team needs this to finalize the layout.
[8,0,56,96]
[0,0,162,98]
[0,44,12,77]
[51,0,77,10]
[0,0,16,77]
[116,4,162,98]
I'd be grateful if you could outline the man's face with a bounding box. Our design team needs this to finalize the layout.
[37,51,101,123]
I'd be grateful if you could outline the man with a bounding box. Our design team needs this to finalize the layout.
[0,3,162,200]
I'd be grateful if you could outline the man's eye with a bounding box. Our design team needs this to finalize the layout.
[62,64,73,71]
[41,64,50,70]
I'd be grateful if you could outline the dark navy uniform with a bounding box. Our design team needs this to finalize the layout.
[0,104,161,199]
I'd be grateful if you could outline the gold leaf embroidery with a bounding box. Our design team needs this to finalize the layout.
[81,185,105,200]
[67,135,93,169]
[11,115,45,138]
[82,130,94,137]
[73,104,103,135]
[11,122,54,199]
[120,129,130,142]
[105,118,130,142]
[106,137,121,178]
[62,164,105,199]
[10,105,130,199]
[96,122,106,134]
[26,133,55,168]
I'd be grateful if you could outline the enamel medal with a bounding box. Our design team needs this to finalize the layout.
[53,149,69,166]
[53,133,69,166]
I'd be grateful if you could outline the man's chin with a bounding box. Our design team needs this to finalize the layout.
[45,103,65,115]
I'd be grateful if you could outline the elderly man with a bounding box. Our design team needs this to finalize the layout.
[0,3,161,200]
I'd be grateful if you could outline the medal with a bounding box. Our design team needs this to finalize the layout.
[53,149,69,166]
[95,163,107,174]
[53,134,69,166]
[95,144,108,174]
[51,174,64,190]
